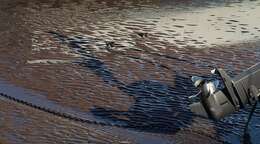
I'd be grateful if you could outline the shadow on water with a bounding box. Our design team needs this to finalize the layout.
[80,58,195,133]
[49,31,260,143]
[49,31,197,134]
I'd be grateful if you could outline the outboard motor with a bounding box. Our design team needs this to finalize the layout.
[189,63,260,120]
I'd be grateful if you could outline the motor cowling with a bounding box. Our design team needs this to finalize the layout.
[189,63,260,120]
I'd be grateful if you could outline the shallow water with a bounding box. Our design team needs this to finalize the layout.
[0,0,260,143]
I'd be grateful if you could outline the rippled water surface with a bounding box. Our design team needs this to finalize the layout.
[0,0,260,143]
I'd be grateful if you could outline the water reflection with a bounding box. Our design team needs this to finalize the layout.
[1,0,260,143]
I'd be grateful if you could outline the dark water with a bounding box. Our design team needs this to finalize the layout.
[0,0,260,144]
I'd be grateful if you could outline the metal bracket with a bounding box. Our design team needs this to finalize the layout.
[216,68,240,109]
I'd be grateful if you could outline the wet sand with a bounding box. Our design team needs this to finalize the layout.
[0,0,260,143]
